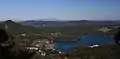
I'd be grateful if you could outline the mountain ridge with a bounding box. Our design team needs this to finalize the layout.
[19,20,120,27]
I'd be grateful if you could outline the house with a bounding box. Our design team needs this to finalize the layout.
[21,34,27,36]
[45,43,54,50]
[26,47,38,51]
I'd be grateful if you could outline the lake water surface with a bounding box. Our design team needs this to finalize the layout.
[54,34,115,52]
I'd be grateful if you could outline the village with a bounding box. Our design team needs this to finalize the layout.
[14,32,62,57]
[13,26,112,57]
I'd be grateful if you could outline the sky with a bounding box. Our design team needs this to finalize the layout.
[0,0,120,21]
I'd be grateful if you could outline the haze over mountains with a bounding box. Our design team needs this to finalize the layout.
[1,19,120,30]
[19,20,120,27]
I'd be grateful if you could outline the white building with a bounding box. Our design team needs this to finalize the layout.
[21,34,27,36]
[99,27,112,33]
[88,44,99,48]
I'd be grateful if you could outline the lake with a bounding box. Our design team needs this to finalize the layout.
[54,34,115,52]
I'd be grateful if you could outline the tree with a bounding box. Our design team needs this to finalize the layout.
[0,29,35,59]
[0,29,14,59]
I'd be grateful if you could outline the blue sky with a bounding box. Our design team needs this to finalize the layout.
[0,0,120,21]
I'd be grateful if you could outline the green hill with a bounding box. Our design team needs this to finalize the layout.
[61,45,120,59]
[0,20,41,35]
[0,20,112,40]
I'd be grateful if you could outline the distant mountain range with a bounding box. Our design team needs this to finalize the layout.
[19,20,120,27]
[0,20,120,37]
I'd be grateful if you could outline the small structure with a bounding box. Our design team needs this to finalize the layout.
[99,27,112,33]
[26,47,38,51]
[31,39,54,51]
[41,51,46,56]
[50,32,61,37]
[21,34,27,36]
[45,43,54,50]
[88,44,99,48]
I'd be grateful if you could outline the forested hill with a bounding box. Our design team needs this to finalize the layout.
[0,20,119,37]
[0,20,41,34]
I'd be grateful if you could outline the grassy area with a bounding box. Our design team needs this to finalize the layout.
[65,45,120,59]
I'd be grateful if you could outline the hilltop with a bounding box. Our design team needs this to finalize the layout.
[0,20,41,34]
